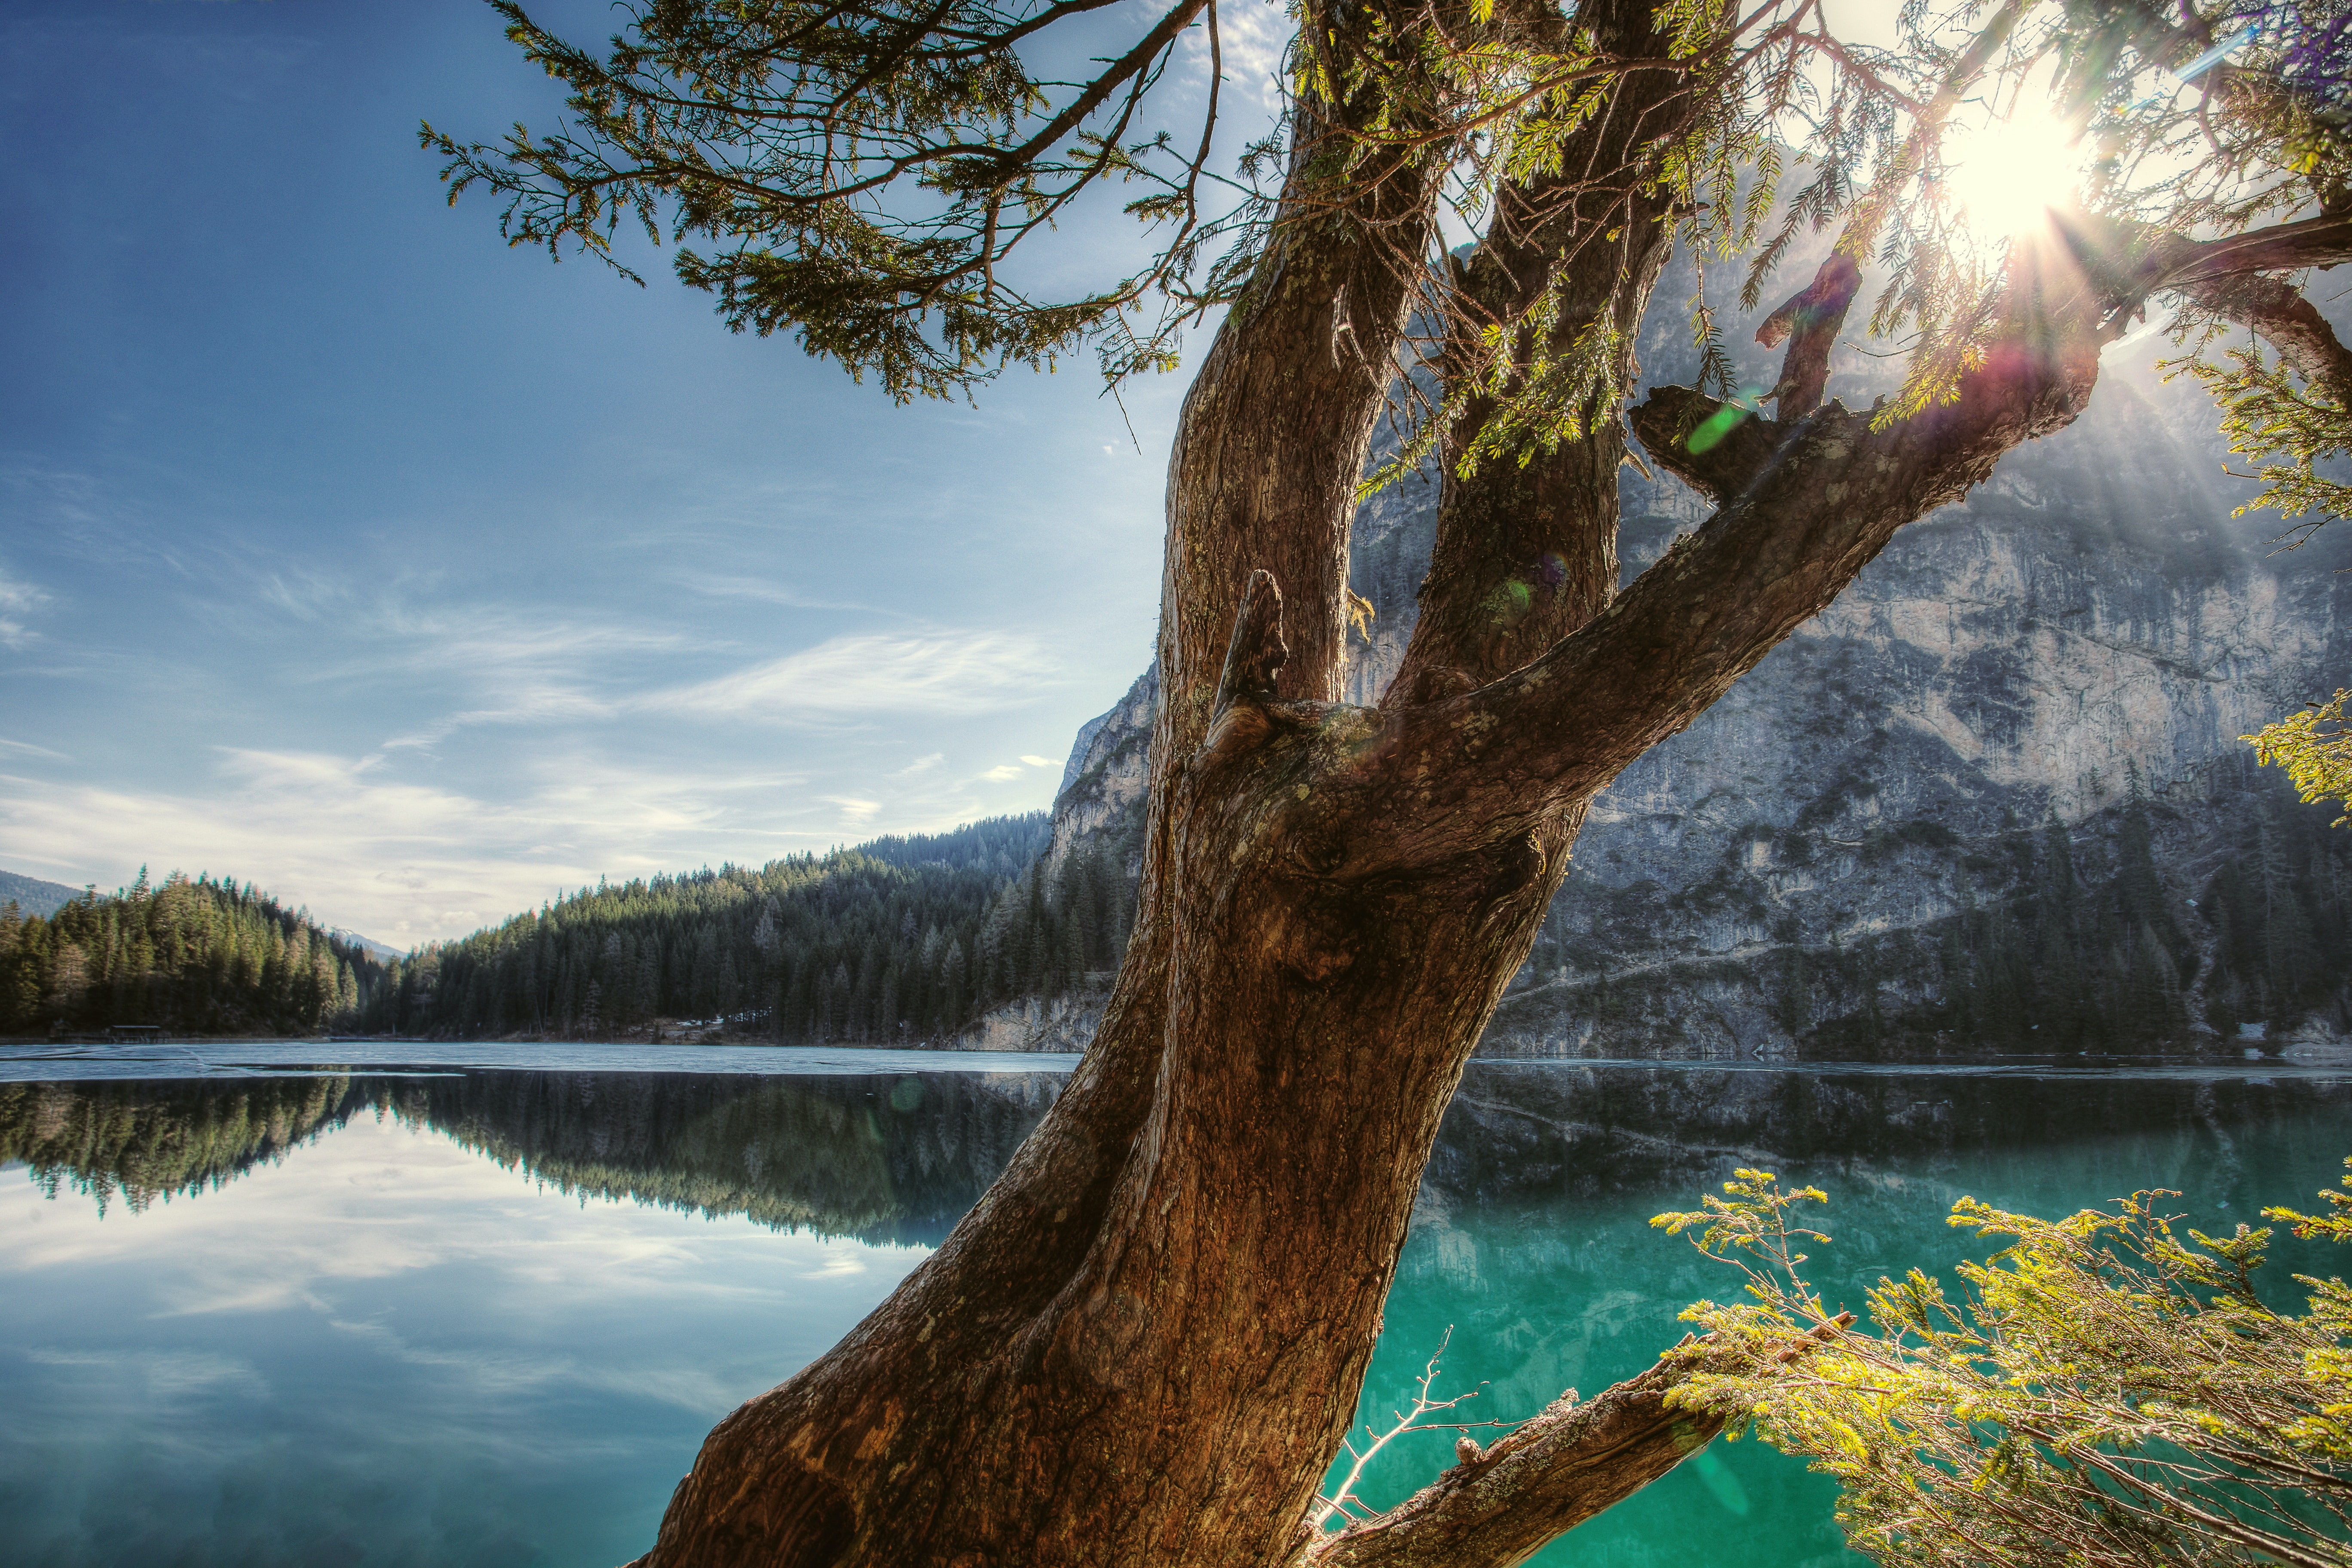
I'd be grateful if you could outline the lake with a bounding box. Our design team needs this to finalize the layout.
[5,1045,2350,1567]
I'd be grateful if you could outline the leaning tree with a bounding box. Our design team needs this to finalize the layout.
[429,0,2349,1562]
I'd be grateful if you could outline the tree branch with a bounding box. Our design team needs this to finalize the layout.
[2147,213,2352,288]
[1386,0,1693,704]
[2176,268,2352,396]
[1335,242,2111,873]
[971,0,1211,184]
[1756,252,1862,418]
[1627,384,1789,502]
[2130,214,2352,400]
[1336,210,2352,871]
[1300,1320,1850,1568]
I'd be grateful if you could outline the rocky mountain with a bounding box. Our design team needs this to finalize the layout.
[1012,275,2352,1061]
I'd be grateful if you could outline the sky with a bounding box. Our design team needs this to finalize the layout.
[0,0,1284,947]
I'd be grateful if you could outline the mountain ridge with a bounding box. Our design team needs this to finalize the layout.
[0,869,87,920]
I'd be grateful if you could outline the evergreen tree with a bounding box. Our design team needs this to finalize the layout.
[0,873,393,1037]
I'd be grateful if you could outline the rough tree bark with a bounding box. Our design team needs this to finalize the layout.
[623,11,2352,1566]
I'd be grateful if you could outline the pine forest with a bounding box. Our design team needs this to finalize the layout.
[0,872,392,1038]
[372,813,1136,1043]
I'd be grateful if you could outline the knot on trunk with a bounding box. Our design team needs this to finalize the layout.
[1216,569,1290,714]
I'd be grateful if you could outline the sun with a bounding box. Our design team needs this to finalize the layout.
[1942,104,2081,243]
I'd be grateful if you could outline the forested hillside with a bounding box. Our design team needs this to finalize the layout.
[393,813,1136,1041]
[0,873,392,1037]
[0,869,83,919]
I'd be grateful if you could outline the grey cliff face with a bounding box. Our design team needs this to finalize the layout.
[1492,357,2352,1060]
[1014,291,2352,1062]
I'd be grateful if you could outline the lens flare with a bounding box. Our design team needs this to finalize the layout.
[1944,105,2080,243]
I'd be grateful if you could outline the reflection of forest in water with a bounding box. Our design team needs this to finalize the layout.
[0,1071,1060,1243]
[8,1064,2352,1240]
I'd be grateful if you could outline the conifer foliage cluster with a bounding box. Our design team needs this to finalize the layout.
[0,872,391,1038]
[388,813,1138,1042]
[1660,1164,2352,1568]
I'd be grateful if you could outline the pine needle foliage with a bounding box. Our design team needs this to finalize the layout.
[2187,346,2352,536]
[433,0,2349,484]
[1655,1167,2352,1568]
[2249,689,2352,829]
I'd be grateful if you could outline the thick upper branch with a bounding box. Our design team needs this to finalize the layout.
[1627,384,1788,502]
[2136,215,2352,396]
[1326,243,2111,871]
[1315,210,2349,872]
[1386,0,1694,704]
[2142,213,2352,289]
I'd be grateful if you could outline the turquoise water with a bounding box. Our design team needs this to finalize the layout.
[3,1055,2349,1566]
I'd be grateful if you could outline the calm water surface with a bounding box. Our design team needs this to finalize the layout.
[4,1049,2351,1567]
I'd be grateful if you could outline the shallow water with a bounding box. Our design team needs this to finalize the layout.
[3,1054,2349,1567]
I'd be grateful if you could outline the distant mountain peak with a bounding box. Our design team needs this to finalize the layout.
[327,928,407,963]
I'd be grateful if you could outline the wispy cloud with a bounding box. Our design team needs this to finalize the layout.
[665,631,1062,720]
[668,570,873,613]
[254,567,351,623]
[1181,0,1289,109]
[381,686,619,751]
[0,565,51,649]
[1019,754,1057,767]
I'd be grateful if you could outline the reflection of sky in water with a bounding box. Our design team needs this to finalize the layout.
[9,1063,2352,1568]
[0,1115,925,1568]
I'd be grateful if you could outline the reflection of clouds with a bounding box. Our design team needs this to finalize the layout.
[27,1348,270,1403]
[0,1114,931,1562]
[325,1314,746,1416]
[799,1250,871,1280]
[1,1111,924,1359]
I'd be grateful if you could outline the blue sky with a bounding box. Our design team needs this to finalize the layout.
[0,0,1270,946]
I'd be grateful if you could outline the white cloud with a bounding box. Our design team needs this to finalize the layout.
[1019,754,1057,767]
[1182,0,1290,110]
[381,686,618,751]
[0,748,814,944]
[254,567,350,623]
[822,796,882,829]
[664,631,1062,721]
[0,720,1083,943]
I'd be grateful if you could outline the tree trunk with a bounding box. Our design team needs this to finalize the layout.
[625,26,2352,1567]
